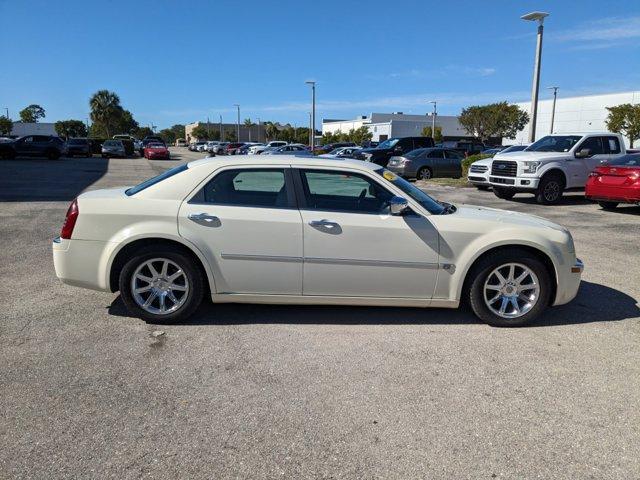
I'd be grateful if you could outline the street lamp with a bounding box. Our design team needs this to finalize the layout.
[521,11,549,143]
[548,86,559,134]
[233,104,240,141]
[428,100,437,139]
[305,81,316,150]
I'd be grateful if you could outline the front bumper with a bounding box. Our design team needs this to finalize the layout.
[553,258,583,306]
[489,175,540,189]
[467,174,489,185]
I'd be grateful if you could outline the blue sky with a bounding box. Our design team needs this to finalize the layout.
[1,0,639,129]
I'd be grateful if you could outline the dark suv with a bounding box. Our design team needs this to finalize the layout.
[0,135,66,160]
[66,138,92,157]
[352,137,434,167]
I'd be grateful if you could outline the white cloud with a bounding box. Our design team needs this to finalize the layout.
[553,16,640,50]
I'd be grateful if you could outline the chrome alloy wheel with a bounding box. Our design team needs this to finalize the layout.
[130,258,189,315]
[483,263,540,319]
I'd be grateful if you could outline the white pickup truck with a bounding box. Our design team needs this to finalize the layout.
[489,132,627,204]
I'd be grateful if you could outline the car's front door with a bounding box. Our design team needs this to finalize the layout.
[16,136,34,156]
[295,168,439,298]
[571,136,607,187]
[178,167,303,295]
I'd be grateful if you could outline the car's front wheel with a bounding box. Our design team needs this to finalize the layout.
[119,247,204,324]
[417,166,432,180]
[598,201,618,210]
[467,248,552,327]
[536,173,564,205]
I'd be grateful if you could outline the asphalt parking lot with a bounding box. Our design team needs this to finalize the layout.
[1,149,639,479]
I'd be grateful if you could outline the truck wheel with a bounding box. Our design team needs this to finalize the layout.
[493,187,515,200]
[598,201,618,210]
[536,173,564,205]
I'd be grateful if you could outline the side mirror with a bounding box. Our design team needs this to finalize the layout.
[389,196,409,216]
[575,148,591,159]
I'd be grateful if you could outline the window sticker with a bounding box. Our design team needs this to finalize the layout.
[383,171,397,181]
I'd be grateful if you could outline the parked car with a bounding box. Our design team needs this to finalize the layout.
[223,142,245,155]
[488,133,627,204]
[66,138,92,157]
[52,156,583,327]
[204,141,219,154]
[175,139,187,147]
[195,142,208,152]
[139,138,166,157]
[113,134,137,142]
[494,145,529,157]
[101,139,127,158]
[585,153,640,210]
[0,135,67,160]
[236,143,263,155]
[188,142,197,151]
[143,142,170,160]
[438,141,487,157]
[386,147,463,180]
[262,144,312,156]
[316,142,357,154]
[352,137,435,167]
[249,141,287,155]
[317,146,362,159]
[467,157,493,190]
[212,142,230,155]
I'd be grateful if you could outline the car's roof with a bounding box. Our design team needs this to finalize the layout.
[188,155,379,171]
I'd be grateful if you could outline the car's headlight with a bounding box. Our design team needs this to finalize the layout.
[523,161,540,173]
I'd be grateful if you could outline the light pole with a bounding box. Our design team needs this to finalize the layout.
[521,11,549,143]
[4,107,8,119]
[428,100,437,139]
[308,112,312,146]
[305,81,316,150]
[219,115,223,141]
[233,104,240,141]
[548,86,559,134]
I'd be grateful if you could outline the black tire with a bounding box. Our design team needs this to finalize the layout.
[598,201,618,210]
[536,173,564,205]
[476,185,490,191]
[417,166,433,180]
[466,248,552,327]
[119,246,204,324]
[493,187,516,200]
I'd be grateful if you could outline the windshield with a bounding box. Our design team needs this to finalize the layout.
[375,169,446,215]
[104,140,120,146]
[608,154,640,167]
[126,164,188,196]
[68,139,87,145]
[528,135,581,152]
[148,143,165,148]
[377,138,399,149]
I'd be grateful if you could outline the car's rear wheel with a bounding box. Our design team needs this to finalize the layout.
[417,166,432,180]
[466,248,552,327]
[598,201,618,210]
[493,187,515,200]
[536,173,564,205]
[119,248,204,324]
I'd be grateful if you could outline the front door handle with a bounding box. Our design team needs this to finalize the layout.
[309,219,340,229]
[188,212,220,226]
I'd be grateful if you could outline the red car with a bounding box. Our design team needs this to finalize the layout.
[585,153,640,210]
[143,142,170,160]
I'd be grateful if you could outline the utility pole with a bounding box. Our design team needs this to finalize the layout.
[233,104,240,141]
[207,116,210,137]
[219,115,223,141]
[308,112,312,146]
[428,100,437,139]
[4,107,8,119]
[548,86,559,134]
[521,11,550,143]
[305,81,316,150]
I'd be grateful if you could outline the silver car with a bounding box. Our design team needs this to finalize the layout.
[262,144,312,156]
[386,147,463,180]
[101,140,126,158]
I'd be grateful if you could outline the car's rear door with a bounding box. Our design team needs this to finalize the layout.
[294,167,439,299]
[178,166,303,295]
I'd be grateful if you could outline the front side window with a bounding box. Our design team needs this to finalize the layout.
[578,136,604,155]
[377,138,399,149]
[427,150,444,158]
[300,169,393,214]
[195,168,292,208]
[375,169,446,215]
[444,150,462,159]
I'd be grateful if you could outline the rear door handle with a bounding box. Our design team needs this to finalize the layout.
[188,213,220,226]
[309,219,340,228]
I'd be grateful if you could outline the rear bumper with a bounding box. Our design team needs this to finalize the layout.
[553,258,583,306]
[53,237,113,292]
[387,164,416,178]
[586,185,640,203]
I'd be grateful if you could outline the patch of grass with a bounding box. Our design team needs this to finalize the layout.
[417,177,474,188]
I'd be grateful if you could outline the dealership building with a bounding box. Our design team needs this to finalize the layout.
[508,90,640,147]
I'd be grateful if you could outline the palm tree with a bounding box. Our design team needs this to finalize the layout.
[243,118,254,141]
[89,90,121,138]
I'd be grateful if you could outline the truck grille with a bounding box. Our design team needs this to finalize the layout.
[470,165,488,173]
[491,160,517,177]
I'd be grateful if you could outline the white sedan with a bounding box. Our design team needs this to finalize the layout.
[53,156,583,327]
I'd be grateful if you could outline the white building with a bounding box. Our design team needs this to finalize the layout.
[509,90,640,147]
[322,113,470,142]
[9,122,57,137]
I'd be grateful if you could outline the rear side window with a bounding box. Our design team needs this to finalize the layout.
[445,150,462,159]
[427,150,443,158]
[193,168,293,208]
[126,164,188,196]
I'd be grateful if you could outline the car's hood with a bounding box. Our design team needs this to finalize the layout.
[453,204,567,232]
[494,151,569,162]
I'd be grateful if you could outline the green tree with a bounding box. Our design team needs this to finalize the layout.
[169,124,186,141]
[606,103,640,148]
[114,109,139,136]
[421,125,443,143]
[190,125,212,141]
[243,118,253,126]
[349,126,373,145]
[55,120,88,138]
[225,129,237,142]
[159,128,177,144]
[459,102,529,142]
[135,126,154,139]
[89,90,122,138]
[19,104,46,123]
[0,115,12,135]
[264,122,279,141]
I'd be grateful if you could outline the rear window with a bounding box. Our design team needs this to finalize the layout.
[126,164,189,196]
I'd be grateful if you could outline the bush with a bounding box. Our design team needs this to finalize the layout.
[461,153,492,176]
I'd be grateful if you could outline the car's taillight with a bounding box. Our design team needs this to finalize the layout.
[60,198,79,239]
